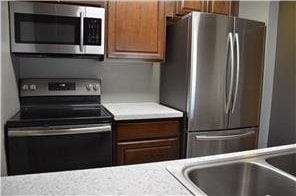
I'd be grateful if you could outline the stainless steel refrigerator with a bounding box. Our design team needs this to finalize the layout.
[160,12,266,158]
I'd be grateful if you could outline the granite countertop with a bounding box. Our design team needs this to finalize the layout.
[103,102,183,120]
[2,144,295,195]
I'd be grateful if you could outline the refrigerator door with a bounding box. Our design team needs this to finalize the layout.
[228,18,266,129]
[187,12,234,131]
[186,128,258,158]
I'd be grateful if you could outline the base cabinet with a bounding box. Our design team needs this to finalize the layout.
[114,119,181,165]
[117,138,179,165]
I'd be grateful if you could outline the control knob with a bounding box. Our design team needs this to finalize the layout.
[86,84,93,91]
[22,84,29,91]
[93,84,100,91]
[29,84,37,91]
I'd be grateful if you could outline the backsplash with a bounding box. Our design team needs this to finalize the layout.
[14,56,160,103]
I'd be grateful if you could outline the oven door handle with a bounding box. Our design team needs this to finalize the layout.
[8,125,111,137]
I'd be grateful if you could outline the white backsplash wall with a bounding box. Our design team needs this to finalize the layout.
[18,57,160,103]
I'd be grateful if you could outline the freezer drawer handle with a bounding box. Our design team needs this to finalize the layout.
[195,130,255,140]
[8,125,111,137]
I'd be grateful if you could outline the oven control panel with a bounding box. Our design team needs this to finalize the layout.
[20,79,101,97]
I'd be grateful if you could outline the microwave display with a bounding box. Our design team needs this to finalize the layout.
[84,18,102,46]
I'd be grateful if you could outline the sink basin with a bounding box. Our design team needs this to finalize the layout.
[185,162,296,196]
[266,153,296,176]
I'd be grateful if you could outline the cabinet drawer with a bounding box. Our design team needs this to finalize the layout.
[117,138,179,165]
[116,120,180,141]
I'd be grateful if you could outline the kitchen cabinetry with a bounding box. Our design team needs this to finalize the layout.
[59,1,106,7]
[175,1,206,16]
[166,1,238,18]
[208,0,238,16]
[114,119,181,165]
[107,1,165,60]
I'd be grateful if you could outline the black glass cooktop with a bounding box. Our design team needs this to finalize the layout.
[6,105,112,127]
[20,105,109,119]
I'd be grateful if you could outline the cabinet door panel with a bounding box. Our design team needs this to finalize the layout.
[60,1,106,7]
[117,120,180,141]
[117,138,179,165]
[108,1,165,60]
[208,1,239,16]
[176,0,205,16]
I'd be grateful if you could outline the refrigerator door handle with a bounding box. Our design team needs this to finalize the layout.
[224,32,235,114]
[195,130,256,140]
[232,33,240,113]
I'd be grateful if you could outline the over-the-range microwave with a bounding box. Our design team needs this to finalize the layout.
[9,2,105,56]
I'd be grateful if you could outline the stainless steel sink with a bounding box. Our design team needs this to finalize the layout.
[266,153,296,176]
[185,162,296,196]
[167,146,296,195]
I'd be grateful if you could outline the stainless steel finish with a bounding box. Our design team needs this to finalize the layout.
[225,33,235,114]
[187,12,234,131]
[266,153,296,176]
[9,2,105,55]
[160,13,191,112]
[194,129,255,140]
[80,12,84,52]
[167,146,296,196]
[185,162,296,196]
[20,78,101,97]
[186,128,257,158]
[160,12,266,158]
[8,124,111,137]
[231,33,240,113]
[228,18,265,129]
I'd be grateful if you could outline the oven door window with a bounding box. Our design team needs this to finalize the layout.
[14,13,80,45]
[7,130,112,175]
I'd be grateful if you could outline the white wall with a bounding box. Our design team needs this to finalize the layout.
[239,1,279,148]
[16,57,160,103]
[1,1,21,176]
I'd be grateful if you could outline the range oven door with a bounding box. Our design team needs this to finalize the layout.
[186,128,258,158]
[7,124,112,175]
[9,1,105,55]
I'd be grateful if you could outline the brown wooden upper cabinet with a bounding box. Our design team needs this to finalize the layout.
[107,1,165,60]
[59,1,106,7]
[208,0,239,16]
[175,1,206,16]
[166,0,238,17]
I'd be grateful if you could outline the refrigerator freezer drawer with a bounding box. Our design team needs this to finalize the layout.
[186,128,257,158]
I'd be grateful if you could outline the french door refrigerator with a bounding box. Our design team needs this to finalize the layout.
[160,12,266,158]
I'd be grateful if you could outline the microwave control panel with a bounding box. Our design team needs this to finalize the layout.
[84,18,102,46]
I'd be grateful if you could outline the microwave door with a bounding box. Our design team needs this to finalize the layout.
[9,1,85,54]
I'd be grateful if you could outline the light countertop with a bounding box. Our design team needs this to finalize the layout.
[2,144,295,195]
[103,102,183,120]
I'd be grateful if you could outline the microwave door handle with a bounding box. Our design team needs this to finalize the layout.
[80,12,84,52]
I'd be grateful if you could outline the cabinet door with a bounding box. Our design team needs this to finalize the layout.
[107,1,165,60]
[175,0,206,16]
[60,1,106,7]
[208,1,239,16]
[117,138,179,165]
